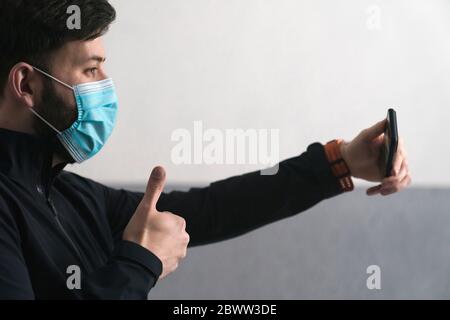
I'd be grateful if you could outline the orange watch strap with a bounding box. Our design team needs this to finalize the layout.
[324,139,354,192]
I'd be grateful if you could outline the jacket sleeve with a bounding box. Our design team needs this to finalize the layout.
[80,239,162,300]
[104,143,344,247]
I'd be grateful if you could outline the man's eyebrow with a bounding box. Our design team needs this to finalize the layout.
[82,55,107,63]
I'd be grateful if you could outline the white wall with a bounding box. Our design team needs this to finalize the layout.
[70,0,450,187]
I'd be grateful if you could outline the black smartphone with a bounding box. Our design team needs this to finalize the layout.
[383,108,399,177]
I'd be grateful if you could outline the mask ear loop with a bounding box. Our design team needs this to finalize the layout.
[29,66,75,134]
[29,108,62,134]
[32,66,74,91]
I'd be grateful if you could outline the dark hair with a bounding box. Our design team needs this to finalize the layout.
[0,0,116,97]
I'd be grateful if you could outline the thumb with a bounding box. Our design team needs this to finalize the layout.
[362,119,387,141]
[143,166,166,212]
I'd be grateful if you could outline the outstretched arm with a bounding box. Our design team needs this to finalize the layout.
[106,118,410,248]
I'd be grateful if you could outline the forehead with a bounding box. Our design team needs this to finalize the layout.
[51,37,106,67]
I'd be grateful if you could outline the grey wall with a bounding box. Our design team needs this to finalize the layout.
[65,0,450,299]
[141,186,450,299]
[70,0,450,187]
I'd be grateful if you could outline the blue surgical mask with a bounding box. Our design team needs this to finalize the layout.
[30,66,118,163]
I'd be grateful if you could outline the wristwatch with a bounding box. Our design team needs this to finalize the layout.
[324,139,354,192]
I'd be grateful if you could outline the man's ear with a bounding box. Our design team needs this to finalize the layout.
[8,62,43,109]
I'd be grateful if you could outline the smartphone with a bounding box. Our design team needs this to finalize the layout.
[383,108,399,177]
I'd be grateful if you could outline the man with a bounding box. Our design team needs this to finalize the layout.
[0,0,411,299]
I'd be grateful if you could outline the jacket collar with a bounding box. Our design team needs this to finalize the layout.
[0,128,67,197]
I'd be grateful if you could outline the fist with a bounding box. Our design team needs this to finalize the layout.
[123,166,190,279]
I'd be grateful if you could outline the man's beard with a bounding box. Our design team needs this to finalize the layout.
[33,78,78,163]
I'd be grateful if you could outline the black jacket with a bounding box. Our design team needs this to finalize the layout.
[0,128,342,299]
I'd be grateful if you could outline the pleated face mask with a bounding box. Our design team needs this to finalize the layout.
[30,66,118,163]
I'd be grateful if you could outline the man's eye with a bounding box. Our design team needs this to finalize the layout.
[86,68,98,76]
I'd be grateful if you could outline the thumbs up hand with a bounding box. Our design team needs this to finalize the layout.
[123,166,190,279]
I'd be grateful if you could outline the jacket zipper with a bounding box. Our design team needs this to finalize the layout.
[47,198,82,259]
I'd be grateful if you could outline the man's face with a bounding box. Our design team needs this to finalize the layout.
[33,37,109,137]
